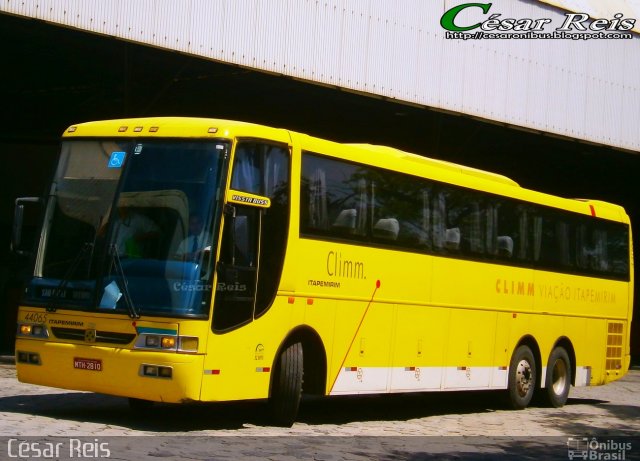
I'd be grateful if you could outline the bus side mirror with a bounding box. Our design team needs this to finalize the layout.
[12,197,42,256]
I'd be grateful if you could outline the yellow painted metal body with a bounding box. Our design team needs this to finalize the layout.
[16,117,633,403]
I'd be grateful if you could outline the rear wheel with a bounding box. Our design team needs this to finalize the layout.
[544,347,571,408]
[269,342,303,427]
[507,345,536,409]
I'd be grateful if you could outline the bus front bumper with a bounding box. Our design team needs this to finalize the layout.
[15,339,204,403]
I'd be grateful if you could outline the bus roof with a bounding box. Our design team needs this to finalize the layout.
[63,117,629,223]
[348,144,520,187]
[63,117,291,143]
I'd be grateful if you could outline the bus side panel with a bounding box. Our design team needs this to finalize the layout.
[389,305,449,391]
[573,317,606,386]
[328,300,394,394]
[200,297,304,402]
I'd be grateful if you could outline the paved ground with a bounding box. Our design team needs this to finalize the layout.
[0,363,638,459]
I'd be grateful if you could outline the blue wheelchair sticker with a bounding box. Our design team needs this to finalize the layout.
[108,151,126,168]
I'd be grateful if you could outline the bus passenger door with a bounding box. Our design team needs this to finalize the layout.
[212,204,260,331]
[204,203,264,400]
[203,140,290,401]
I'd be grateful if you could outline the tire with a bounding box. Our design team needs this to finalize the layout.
[544,347,571,408]
[269,342,303,427]
[507,345,537,409]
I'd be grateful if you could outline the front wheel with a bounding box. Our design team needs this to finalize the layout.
[543,347,571,408]
[507,345,537,409]
[269,342,303,427]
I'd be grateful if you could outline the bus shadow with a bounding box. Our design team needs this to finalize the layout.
[0,392,260,431]
[298,391,510,424]
[0,390,628,432]
[0,390,508,432]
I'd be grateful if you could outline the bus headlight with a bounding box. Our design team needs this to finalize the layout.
[145,335,161,347]
[17,323,49,338]
[136,334,197,353]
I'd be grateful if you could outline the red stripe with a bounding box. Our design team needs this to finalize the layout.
[330,281,381,392]
[589,205,596,217]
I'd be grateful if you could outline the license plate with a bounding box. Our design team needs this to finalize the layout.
[73,357,102,372]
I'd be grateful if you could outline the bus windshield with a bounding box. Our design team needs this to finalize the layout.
[26,139,229,318]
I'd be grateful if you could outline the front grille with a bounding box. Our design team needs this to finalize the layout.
[51,327,136,345]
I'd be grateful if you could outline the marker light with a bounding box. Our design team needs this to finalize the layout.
[20,325,32,335]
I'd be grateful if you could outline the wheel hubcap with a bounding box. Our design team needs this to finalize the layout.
[516,359,533,397]
[551,358,568,395]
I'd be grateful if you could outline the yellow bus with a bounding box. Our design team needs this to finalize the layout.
[13,117,633,426]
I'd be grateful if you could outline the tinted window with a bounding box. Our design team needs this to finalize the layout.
[300,152,630,281]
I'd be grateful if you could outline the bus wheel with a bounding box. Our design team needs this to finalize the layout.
[507,345,536,409]
[269,342,303,427]
[544,347,571,408]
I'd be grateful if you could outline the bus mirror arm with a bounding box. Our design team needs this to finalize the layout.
[11,197,42,256]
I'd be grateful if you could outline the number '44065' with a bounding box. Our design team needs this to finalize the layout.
[24,312,47,323]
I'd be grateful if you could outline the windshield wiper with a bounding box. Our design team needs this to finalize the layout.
[46,242,93,313]
[106,244,140,319]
